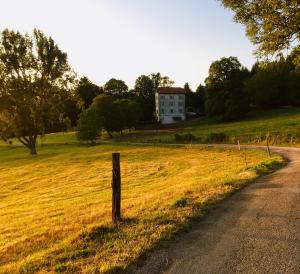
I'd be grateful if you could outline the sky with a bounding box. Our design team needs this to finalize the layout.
[0,0,257,90]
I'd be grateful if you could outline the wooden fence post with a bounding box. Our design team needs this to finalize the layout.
[112,153,121,223]
[237,140,241,151]
[266,138,271,157]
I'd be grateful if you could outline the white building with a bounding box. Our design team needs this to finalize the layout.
[155,87,186,124]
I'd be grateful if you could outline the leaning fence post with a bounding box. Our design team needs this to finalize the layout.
[237,140,241,151]
[112,153,121,223]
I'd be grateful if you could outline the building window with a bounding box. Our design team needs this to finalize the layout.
[170,95,174,99]
[170,109,174,114]
[179,109,183,114]
[178,102,183,106]
[161,108,165,114]
[179,95,182,100]
[161,95,165,99]
[169,101,174,106]
[161,102,164,106]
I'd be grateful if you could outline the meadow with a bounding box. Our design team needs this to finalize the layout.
[0,141,283,273]
[121,107,300,145]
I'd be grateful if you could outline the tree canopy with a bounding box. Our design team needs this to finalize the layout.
[150,72,174,89]
[0,29,74,154]
[103,78,128,97]
[205,57,250,120]
[76,76,102,109]
[220,0,300,60]
[89,94,140,137]
[134,75,155,100]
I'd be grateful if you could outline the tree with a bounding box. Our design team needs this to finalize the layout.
[134,73,174,122]
[245,57,293,109]
[76,76,102,109]
[63,98,81,127]
[184,82,192,93]
[117,99,141,130]
[150,72,174,89]
[103,78,128,97]
[77,107,102,143]
[90,94,140,137]
[219,0,300,60]
[134,75,155,100]
[186,84,205,114]
[134,75,155,121]
[204,57,250,120]
[0,29,74,154]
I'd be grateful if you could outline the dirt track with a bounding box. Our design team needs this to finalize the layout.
[127,146,300,274]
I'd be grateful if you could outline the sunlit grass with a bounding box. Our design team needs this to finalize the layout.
[122,107,300,145]
[0,142,283,273]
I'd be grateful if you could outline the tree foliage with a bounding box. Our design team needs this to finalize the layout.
[150,72,174,89]
[76,76,102,109]
[246,56,300,108]
[77,107,101,143]
[134,75,155,100]
[205,57,250,121]
[186,84,205,114]
[86,94,140,137]
[0,29,74,154]
[134,73,174,121]
[103,78,128,97]
[220,0,300,60]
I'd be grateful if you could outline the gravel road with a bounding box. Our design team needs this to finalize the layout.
[127,146,300,274]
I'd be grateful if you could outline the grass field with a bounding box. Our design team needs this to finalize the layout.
[0,141,283,273]
[3,107,300,149]
[121,107,300,145]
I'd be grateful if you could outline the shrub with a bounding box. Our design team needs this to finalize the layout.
[173,197,189,208]
[76,108,102,143]
[174,133,196,143]
[206,132,228,143]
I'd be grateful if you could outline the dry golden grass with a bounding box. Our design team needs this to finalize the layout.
[0,143,283,273]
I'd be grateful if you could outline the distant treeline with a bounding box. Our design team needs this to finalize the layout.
[69,49,300,140]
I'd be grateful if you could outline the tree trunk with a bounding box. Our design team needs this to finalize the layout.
[19,135,38,155]
[29,143,37,155]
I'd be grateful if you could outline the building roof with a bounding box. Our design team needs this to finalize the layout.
[157,87,186,94]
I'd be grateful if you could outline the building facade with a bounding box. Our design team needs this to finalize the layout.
[155,87,186,124]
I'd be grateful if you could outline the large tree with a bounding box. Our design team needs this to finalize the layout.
[134,75,155,100]
[186,83,205,114]
[134,75,155,121]
[205,57,250,120]
[88,94,140,137]
[76,76,102,109]
[103,78,128,97]
[150,72,174,89]
[134,73,174,121]
[0,29,74,154]
[220,0,300,61]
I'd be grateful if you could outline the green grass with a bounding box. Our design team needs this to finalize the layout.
[0,141,283,273]
[120,107,300,145]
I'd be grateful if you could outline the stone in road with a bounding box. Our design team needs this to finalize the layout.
[128,147,300,274]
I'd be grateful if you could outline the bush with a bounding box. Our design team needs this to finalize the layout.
[173,197,189,208]
[206,132,228,143]
[76,108,102,143]
[174,133,196,143]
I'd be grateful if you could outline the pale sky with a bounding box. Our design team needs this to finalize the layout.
[0,0,256,90]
